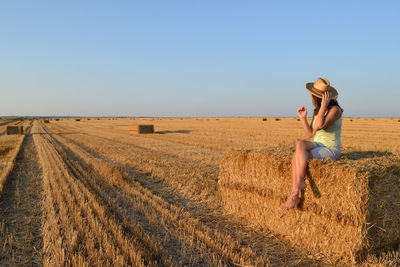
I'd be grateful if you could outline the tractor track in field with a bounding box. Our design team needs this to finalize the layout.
[44,124,328,266]
[39,123,271,266]
[48,123,220,203]
[0,132,43,266]
[35,123,168,266]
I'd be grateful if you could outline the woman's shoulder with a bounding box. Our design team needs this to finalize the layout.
[328,105,343,118]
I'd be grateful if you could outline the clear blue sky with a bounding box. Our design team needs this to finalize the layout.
[1,1,399,117]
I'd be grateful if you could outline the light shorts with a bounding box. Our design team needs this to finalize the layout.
[310,142,341,160]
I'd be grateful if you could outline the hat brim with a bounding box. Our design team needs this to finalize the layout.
[306,82,338,99]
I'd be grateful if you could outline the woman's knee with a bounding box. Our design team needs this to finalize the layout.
[296,140,307,151]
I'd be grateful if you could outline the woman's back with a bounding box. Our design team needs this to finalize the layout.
[312,115,342,149]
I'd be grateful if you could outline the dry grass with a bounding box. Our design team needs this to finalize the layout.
[1,117,399,266]
[31,121,272,266]
[64,117,400,154]
[0,133,43,266]
[33,122,155,266]
[0,134,27,195]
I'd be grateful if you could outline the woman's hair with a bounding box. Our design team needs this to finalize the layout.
[312,95,343,115]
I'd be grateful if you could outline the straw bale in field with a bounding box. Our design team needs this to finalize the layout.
[262,118,267,121]
[6,126,23,135]
[75,119,81,121]
[6,126,17,135]
[137,124,154,134]
[55,118,60,121]
[218,149,400,264]
[275,118,281,121]
[43,119,50,123]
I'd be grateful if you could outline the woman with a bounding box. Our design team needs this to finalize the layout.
[280,77,343,210]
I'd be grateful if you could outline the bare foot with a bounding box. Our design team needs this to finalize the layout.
[280,194,300,210]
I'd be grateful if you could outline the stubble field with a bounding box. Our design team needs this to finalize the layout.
[0,117,399,266]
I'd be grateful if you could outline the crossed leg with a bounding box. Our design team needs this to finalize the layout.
[280,140,316,210]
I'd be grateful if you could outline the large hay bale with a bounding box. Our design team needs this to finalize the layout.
[218,150,400,264]
[262,118,267,121]
[75,119,81,122]
[6,126,23,135]
[43,119,50,123]
[137,124,154,134]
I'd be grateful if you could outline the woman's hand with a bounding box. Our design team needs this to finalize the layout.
[321,91,332,109]
[297,106,307,118]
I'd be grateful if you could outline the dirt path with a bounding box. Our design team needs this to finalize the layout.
[0,134,43,266]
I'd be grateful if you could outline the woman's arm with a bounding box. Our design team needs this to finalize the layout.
[313,91,342,130]
[314,106,342,130]
[297,106,314,138]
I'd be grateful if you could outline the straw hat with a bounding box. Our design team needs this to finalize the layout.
[306,77,338,99]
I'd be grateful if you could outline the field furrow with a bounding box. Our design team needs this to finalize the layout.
[33,122,160,266]
[41,121,333,266]
[0,133,42,266]
[48,123,219,204]
[42,123,272,266]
